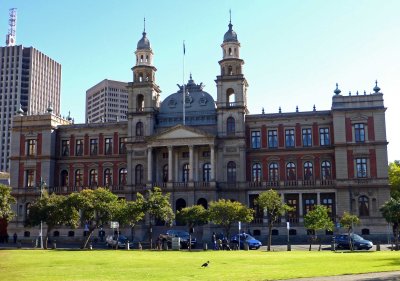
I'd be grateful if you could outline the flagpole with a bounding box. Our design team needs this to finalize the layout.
[183,41,185,125]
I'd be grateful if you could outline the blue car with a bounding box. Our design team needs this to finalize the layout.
[231,233,262,250]
[334,233,373,250]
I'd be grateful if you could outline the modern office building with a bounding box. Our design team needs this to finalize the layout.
[0,45,61,171]
[85,79,128,123]
[8,20,390,242]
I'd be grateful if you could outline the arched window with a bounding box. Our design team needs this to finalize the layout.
[175,198,186,212]
[203,163,211,182]
[226,88,235,104]
[228,65,233,75]
[135,164,144,184]
[162,164,168,183]
[137,94,144,111]
[227,117,235,135]
[286,162,296,180]
[138,73,143,82]
[136,122,143,136]
[140,55,143,62]
[119,168,127,185]
[227,161,236,183]
[60,170,69,187]
[183,163,189,182]
[321,161,331,180]
[104,168,112,186]
[228,47,232,56]
[359,196,369,216]
[303,162,313,180]
[145,55,149,62]
[89,169,98,186]
[269,163,279,182]
[75,169,83,187]
[197,198,208,209]
[252,163,261,182]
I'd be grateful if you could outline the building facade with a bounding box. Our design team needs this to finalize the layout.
[86,79,129,123]
[0,45,61,171]
[9,21,390,241]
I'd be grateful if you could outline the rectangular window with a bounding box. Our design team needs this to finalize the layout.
[251,131,261,149]
[75,139,83,156]
[302,128,312,147]
[119,137,127,154]
[268,130,278,148]
[26,170,35,187]
[61,140,70,156]
[90,139,98,155]
[105,138,113,155]
[27,139,36,156]
[285,129,295,147]
[354,123,365,142]
[356,158,367,178]
[319,128,330,146]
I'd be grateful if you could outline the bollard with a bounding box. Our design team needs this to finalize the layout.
[331,242,335,251]
[138,242,142,250]
[287,243,291,251]
[125,242,130,250]
[203,242,208,251]
[89,243,93,250]
[376,242,380,251]
[17,240,22,249]
[244,242,249,251]
[52,240,57,250]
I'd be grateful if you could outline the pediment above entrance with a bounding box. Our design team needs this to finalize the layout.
[147,125,215,146]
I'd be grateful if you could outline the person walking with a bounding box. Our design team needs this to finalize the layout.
[212,232,217,250]
[13,233,17,244]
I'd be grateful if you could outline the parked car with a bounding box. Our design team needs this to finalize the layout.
[334,233,373,250]
[231,233,262,250]
[159,229,197,249]
[106,235,128,248]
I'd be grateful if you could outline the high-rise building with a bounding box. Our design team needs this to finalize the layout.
[85,79,128,123]
[0,45,61,171]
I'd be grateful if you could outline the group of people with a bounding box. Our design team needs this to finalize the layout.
[212,232,238,250]
[0,232,18,244]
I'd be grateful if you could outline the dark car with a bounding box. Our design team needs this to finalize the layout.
[334,233,373,250]
[231,233,262,250]
[159,230,197,249]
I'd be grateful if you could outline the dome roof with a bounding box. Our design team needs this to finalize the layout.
[223,23,238,43]
[137,31,151,50]
[158,76,216,127]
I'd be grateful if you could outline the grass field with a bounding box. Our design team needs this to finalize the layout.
[0,249,399,281]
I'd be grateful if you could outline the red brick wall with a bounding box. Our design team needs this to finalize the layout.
[37,133,42,156]
[98,163,103,186]
[20,134,25,155]
[314,156,320,179]
[83,164,88,186]
[295,123,301,147]
[99,133,104,155]
[262,156,268,181]
[278,124,284,148]
[279,158,285,181]
[368,117,375,141]
[312,123,318,146]
[35,162,41,185]
[347,150,354,178]
[113,132,119,154]
[70,134,75,156]
[84,134,89,156]
[69,164,74,188]
[297,157,302,180]
[345,118,352,142]
[18,163,24,187]
[261,125,267,148]
[369,149,377,178]
[113,162,119,185]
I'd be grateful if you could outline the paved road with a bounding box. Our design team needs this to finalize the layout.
[284,271,400,281]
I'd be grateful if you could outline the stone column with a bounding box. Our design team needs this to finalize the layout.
[317,192,321,205]
[210,145,215,181]
[168,146,173,182]
[147,147,152,182]
[189,145,194,181]
[299,193,303,216]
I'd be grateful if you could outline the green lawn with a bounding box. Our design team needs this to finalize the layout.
[1,249,399,281]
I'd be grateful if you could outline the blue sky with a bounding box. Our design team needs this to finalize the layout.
[2,0,400,162]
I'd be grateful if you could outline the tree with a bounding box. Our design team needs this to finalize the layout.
[380,198,400,250]
[389,161,400,199]
[304,205,334,251]
[141,187,174,249]
[255,190,292,251]
[176,204,208,250]
[27,192,79,249]
[339,212,360,251]
[0,184,15,221]
[208,199,254,239]
[69,188,121,249]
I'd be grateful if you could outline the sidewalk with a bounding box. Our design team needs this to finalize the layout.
[285,271,400,281]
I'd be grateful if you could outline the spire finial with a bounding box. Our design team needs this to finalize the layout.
[334,83,341,95]
[373,80,381,93]
[229,9,232,24]
[143,17,146,33]
[190,72,192,80]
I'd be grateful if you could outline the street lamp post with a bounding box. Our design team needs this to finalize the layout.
[39,178,46,249]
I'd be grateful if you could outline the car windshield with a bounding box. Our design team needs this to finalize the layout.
[169,230,189,236]
[245,235,256,241]
[351,234,363,241]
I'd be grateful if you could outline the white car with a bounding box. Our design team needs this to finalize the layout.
[105,235,128,248]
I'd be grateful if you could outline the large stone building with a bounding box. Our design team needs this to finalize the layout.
[8,20,390,242]
[0,45,61,171]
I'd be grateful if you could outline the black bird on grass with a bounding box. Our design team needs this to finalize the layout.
[201,261,210,268]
